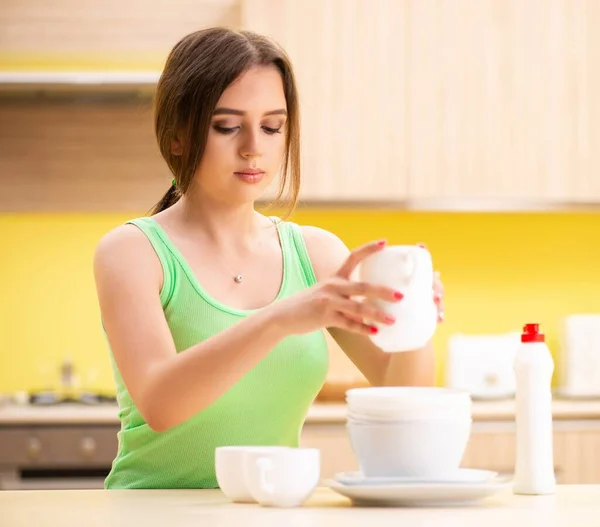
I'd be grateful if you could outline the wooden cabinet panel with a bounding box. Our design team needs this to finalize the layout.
[460,424,569,482]
[301,423,358,482]
[0,0,240,63]
[557,427,600,484]
[243,0,600,205]
[242,0,409,202]
[3,0,600,207]
[406,0,598,204]
[461,430,517,476]
[302,420,600,485]
[567,1,600,203]
[0,102,171,212]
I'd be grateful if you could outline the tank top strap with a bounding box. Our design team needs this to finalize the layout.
[125,217,177,307]
[270,217,318,288]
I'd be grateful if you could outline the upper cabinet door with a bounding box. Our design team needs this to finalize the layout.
[242,0,409,203]
[566,1,600,204]
[245,0,600,207]
[406,0,598,205]
[0,0,241,69]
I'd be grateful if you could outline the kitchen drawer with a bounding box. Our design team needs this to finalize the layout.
[0,426,118,468]
[301,423,359,481]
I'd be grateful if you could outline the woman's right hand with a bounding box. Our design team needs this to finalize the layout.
[270,240,403,336]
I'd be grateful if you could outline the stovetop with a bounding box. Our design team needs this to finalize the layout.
[28,391,117,406]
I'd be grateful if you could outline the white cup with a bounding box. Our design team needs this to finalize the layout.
[359,245,438,352]
[244,447,320,507]
[215,446,289,503]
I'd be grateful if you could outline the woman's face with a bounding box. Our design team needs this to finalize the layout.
[194,65,288,205]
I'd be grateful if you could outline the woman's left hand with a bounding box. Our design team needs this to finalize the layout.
[433,271,444,323]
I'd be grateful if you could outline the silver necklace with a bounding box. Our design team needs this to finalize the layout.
[215,217,279,285]
[216,257,244,284]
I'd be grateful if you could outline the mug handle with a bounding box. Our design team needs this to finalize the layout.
[256,457,275,496]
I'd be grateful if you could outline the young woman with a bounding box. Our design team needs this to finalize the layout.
[94,27,444,489]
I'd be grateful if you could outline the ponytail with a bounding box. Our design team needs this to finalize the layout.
[150,184,181,215]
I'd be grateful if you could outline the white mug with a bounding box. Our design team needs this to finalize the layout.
[215,446,289,503]
[359,245,437,352]
[244,447,320,507]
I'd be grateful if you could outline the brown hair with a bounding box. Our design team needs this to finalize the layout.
[150,27,301,216]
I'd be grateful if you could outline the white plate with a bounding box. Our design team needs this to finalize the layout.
[328,476,513,507]
[334,468,498,486]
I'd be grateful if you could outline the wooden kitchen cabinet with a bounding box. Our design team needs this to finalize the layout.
[2,404,600,489]
[405,0,600,205]
[241,0,409,202]
[462,425,600,485]
[1,0,241,66]
[3,1,600,210]
[301,419,600,485]
[301,423,359,481]
[241,0,600,206]
[0,102,174,212]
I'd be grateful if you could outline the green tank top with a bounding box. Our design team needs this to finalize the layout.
[104,216,329,489]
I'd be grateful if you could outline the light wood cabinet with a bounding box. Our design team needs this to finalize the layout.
[2,406,600,489]
[0,102,170,212]
[242,0,600,206]
[0,0,240,66]
[2,0,600,209]
[242,0,409,202]
[301,419,600,485]
[462,423,600,485]
[405,0,600,205]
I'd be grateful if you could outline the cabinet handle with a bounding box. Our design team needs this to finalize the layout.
[27,438,42,459]
[80,437,97,458]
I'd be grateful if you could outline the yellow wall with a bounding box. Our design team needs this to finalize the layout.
[1,211,598,394]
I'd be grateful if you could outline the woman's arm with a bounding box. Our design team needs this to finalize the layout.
[301,226,438,387]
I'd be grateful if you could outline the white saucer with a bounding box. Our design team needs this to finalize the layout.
[334,468,498,486]
[328,475,513,507]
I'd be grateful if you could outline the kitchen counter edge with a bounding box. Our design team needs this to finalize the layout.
[2,398,600,426]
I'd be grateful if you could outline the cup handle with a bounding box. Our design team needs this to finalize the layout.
[256,457,275,496]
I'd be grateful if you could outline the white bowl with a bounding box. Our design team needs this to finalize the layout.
[215,446,289,503]
[347,419,472,478]
[347,405,470,422]
[346,413,470,425]
[346,386,471,406]
[346,386,472,422]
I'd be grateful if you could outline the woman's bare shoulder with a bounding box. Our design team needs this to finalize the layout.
[94,223,162,287]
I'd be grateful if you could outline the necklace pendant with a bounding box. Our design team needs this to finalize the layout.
[234,274,243,284]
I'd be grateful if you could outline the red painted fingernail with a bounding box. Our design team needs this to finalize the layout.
[377,240,386,247]
[394,292,404,300]
[370,326,379,334]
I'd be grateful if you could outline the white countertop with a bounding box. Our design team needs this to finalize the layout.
[2,398,600,426]
[2,486,600,527]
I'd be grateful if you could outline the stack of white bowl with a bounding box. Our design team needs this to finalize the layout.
[345,387,473,479]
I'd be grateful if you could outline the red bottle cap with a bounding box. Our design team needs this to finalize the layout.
[521,323,545,343]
